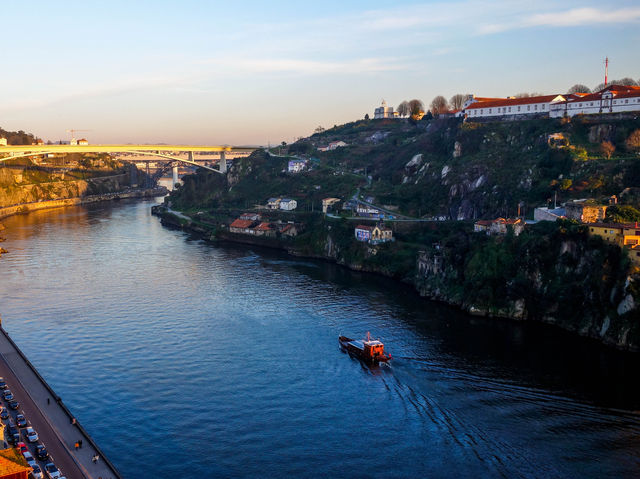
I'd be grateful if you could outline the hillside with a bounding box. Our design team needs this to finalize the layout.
[163,115,640,351]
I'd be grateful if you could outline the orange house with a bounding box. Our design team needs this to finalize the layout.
[0,448,32,479]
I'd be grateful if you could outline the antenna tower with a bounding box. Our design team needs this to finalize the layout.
[604,57,609,87]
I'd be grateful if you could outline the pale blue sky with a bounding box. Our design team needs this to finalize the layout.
[1,0,639,145]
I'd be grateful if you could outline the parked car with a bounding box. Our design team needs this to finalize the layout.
[23,451,36,468]
[0,378,7,389]
[6,422,18,437]
[3,390,14,401]
[32,464,44,479]
[8,433,19,445]
[36,444,49,461]
[26,427,38,443]
[15,441,27,453]
[0,407,8,419]
[44,462,61,479]
[9,400,19,410]
[15,414,27,427]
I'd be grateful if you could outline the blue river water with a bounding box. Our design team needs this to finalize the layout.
[1,198,640,478]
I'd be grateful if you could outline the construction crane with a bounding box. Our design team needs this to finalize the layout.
[65,129,92,144]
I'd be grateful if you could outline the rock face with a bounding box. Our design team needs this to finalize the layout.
[414,227,640,352]
[0,175,129,208]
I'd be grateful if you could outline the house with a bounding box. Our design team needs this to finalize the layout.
[318,141,348,152]
[253,222,276,238]
[462,94,566,120]
[374,100,398,119]
[279,198,297,211]
[0,138,6,146]
[77,138,89,145]
[0,447,32,479]
[588,223,640,266]
[550,85,640,118]
[355,225,374,242]
[267,198,281,209]
[279,223,301,237]
[565,200,608,223]
[356,204,381,218]
[288,159,308,173]
[229,218,256,234]
[533,206,566,222]
[322,197,341,214]
[239,212,261,221]
[370,224,393,244]
[474,218,525,236]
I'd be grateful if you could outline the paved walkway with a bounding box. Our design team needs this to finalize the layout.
[0,326,120,479]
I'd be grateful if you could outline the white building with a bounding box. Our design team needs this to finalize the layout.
[462,94,566,120]
[550,85,640,118]
[374,100,397,119]
[0,138,7,146]
[279,198,297,211]
[77,138,89,145]
[288,159,307,173]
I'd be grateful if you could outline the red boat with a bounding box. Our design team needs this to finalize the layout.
[339,332,391,363]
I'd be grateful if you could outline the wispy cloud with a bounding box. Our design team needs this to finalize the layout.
[232,57,407,75]
[479,6,640,34]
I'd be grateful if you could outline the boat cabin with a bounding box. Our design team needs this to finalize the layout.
[363,339,385,361]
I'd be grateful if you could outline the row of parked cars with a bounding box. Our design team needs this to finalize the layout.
[0,377,66,479]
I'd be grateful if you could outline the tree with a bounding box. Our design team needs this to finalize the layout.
[364,113,370,120]
[605,205,640,223]
[619,77,638,86]
[449,94,468,110]
[429,96,448,117]
[626,129,640,153]
[408,99,424,117]
[314,126,325,134]
[397,101,409,117]
[601,140,615,159]
[567,84,591,94]
[281,141,287,147]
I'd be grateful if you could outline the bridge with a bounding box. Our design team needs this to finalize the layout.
[0,144,260,175]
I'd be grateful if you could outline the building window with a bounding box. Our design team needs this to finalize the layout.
[518,106,521,111]
[489,109,492,113]
[590,102,593,106]
[625,100,629,104]
[508,107,511,112]
[542,104,545,109]
[534,104,538,110]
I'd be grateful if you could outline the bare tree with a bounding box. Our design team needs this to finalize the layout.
[514,93,531,98]
[626,129,640,153]
[430,96,448,117]
[567,84,591,94]
[397,101,409,117]
[408,99,424,117]
[594,78,639,91]
[314,126,325,134]
[449,94,468,110]
[601,141,615,159]
[619,77,638,86]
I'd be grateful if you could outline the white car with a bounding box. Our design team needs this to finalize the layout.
[44,463,61,479]
[32,464,44,479]
[22,451,36,468]
[26,426,39,443]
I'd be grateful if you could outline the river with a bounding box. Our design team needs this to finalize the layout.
[0,198,639,478]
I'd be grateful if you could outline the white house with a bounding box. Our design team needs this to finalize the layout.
[288,159,308,173]
[374,100,397,119]
[279,198,297,211]
[77,138,89,145]
[462,94,566,120]
[0,138,7,146]
[318,141,348,152]
[549,85,640,118]
[267,198,281,209]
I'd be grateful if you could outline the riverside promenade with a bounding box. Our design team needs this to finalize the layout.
[0,324,121,479]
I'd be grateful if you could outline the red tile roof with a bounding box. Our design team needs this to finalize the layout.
[466,95,563,110]
[254,222,274,231]
[230,219,254,229]
[355,225,374,231]
[0,448,31,476]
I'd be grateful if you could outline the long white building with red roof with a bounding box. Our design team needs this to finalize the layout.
[549,85,640,118]
[458,84,640,121]
[461,94,566,120]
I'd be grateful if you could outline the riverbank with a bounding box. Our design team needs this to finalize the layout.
[0,187,168,221]
[152,205,640,353]
[0,323,121,478]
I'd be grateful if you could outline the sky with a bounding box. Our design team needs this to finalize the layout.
[0,0,639,145]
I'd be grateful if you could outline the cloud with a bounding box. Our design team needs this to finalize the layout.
[233,57,407,75]
[478,6,640,34]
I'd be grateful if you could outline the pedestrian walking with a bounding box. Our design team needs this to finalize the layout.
[74,442,79,450]
[47,398,50,405]
[79,439,83,448]
[92,455,97,464]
